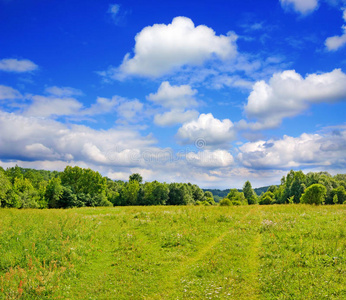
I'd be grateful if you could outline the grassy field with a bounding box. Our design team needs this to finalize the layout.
[0,205,345,299]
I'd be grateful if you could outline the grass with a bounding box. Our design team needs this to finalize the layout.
[0,205,345,299]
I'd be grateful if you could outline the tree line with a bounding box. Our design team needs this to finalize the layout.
[256,170,346,205]
[0,166,345,208]
[220,170,346,206]
[0,165,215,208]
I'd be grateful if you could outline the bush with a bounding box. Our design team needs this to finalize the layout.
[259,195,273,205]
[220,198,232,206]
[300,184,326,205]
[230,200,242,206]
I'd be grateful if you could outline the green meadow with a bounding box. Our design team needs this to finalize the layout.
[0,205,345,299]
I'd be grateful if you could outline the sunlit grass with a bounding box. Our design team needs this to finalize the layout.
[0,205,345,299]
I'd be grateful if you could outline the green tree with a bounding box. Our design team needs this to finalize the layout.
[105,179,123,206]
[227,189,247,205]
[12,177,40,208]
[45,177,64,208]
[0,171,12,207]
[259,191,275,205]
[243,181,257,204]
[139,181,169,205]
[329,186,346,204]
[300,184,326,205]
[167,183,193,205]
[5,165,23,184]
[290,171,306,203]
[204,191,213,198]
[129,173,143,184]
[333,194,338,204]
[59,186,78,208]
[60,166,107,196]
[120,180,140,205]
[191,184,205,202]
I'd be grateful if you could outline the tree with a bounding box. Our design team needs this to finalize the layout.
[300,184,326,205]
[191,184,205,202]
[243,181,257,204]
[45,177,64,208]
[259,191,275,205]
[227,189,247,205]
[290,171,306,203]
[329,186,346,204]
[204,191,213,198]
[120,180,140,205]
[0,171,12,207]
[5,165,23,184]
[167,183,194,205]
[129,173,143,184]
[105,180,123,206]
[59,186,77,208]
[333,194,338,205]
[60,166,107,197]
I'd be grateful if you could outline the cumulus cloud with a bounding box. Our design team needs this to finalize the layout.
[147,81,198,109]
[186,149,234,168]
[0,58,38,72]
[238,130,346,169]
[116,99,144,121]
[325,8,346,51]
[25,95,83,117]
[244,69,346,129]
[154,109,199,126]
[0,110,156,166]
[115,16,237,78]
[280,0,319,14]
[0,85,22,100]
[82,96,119,116]
[19,89,143,122]
[147,81,200,126]
[176,113,236,147]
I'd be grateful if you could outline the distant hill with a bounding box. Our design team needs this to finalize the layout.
[203,186,273,201]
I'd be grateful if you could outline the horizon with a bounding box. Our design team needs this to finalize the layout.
[1,0,346,189]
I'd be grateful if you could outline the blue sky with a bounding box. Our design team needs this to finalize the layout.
[1,0,346,188]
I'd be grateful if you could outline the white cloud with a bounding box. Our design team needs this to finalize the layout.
[238,130,346,169]
[116,99,143,121]
[176,113,236,147]
[25,95,83,117]
[0,58,38,72]
[0,85,22,100]
[154,109,199,126]
[325,30,346,51]
[82,96,119,115]
[45,86,83,97]
[325,8,346,51]
[0,110,156,166]
[186,149,234,168]
[20,90,143,122]
[244,69,346,129]
[147,81,198,109]
[108,4,120,17]
[116,16,238,78]
[280,0,319,14]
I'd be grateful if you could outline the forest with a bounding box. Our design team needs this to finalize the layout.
[0,165,346,209]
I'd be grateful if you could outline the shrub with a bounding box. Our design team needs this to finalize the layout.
[300,184,326,205]
[220,198,232,206]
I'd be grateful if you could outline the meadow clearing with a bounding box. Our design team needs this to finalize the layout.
[0,205,345,299]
